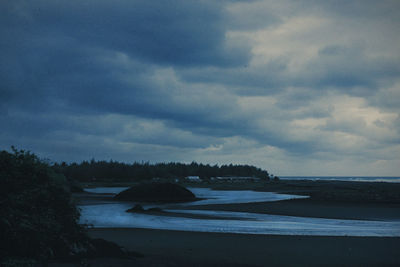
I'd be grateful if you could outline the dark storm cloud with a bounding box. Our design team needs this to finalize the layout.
[1,0,256,161]
[0,1,255,157]
[0,0,251,116]
[1,0,250,67]
[1,0,399,175]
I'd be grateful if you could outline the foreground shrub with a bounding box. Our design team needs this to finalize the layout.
[0,148,90,262]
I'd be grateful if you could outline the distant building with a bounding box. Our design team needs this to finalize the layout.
[186,176,201,182]
[211,176,260,183]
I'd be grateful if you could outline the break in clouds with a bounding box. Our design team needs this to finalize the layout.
[1,0,399,176]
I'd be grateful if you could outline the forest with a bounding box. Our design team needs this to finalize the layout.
[52,159,270,182]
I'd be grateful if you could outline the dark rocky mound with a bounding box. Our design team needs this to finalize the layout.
[127,204,145,212]
[114,182,196,203]
[126,204,163,213]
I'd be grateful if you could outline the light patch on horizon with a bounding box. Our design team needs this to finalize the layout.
[326,95,399,143]
[239,15,330,69]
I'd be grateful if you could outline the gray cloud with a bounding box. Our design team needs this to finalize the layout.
[1,0,399,175]
[1,0,250,67]
[179,43,400,96]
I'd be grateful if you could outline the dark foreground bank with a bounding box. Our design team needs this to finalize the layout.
[84,228,400,266]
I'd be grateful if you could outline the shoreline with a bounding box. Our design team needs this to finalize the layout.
[67,180,400,266]
[87,227,400,266]
[75,179,400,221]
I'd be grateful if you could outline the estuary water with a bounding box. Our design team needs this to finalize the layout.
[84,187,309,205]
[79,187,400,237]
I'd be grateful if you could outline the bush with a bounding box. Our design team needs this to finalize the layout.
[0,148,90,262]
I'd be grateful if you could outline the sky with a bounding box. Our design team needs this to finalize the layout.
[1,0,400,176]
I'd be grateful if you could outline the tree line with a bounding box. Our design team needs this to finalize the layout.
[52,160,270,182]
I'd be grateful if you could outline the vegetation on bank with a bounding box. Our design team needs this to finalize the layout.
[0,148,141,264]
[0,148,91,264]
[114,182,197,203]
[53,159,270,182]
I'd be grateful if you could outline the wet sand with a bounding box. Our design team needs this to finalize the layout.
[127,209,254,220]
[182,198,400,220]
[206,179,400,204]
[87,228,400,266]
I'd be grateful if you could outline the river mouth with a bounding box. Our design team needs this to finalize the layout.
[79,187,400,237]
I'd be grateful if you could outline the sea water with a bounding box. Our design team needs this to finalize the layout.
[279,176,400,183]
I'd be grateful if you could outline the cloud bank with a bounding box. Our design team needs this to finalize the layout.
[1,0,399,175]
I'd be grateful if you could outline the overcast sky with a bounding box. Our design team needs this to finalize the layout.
[1,0,400,176]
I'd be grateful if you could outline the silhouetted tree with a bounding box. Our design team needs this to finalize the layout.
[0,148,90,263]
[53,159,270,182]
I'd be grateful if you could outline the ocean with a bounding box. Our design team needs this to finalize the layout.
[279,176,400,183]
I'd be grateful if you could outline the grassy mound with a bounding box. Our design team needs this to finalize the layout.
[114,182,196,203]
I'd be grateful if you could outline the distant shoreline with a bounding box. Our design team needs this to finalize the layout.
[279,176,400,183]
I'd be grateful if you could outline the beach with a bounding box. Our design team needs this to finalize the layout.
[85,228,400,266]
[64,179,400,266]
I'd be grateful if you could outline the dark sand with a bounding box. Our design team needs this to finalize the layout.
[86,228,400,266]
[182,198,400,220]
[205,179,400,204]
